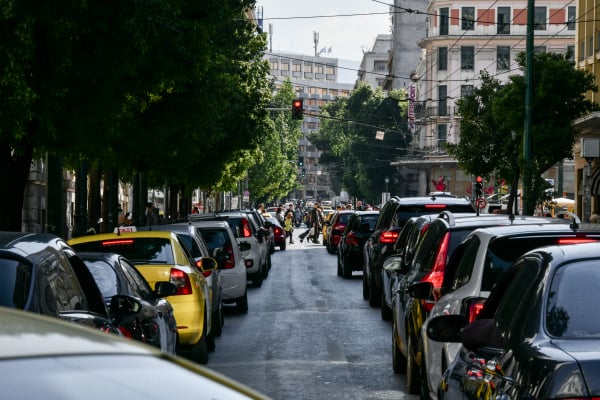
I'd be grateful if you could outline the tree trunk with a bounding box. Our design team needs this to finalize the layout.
[88,165,102,233]
[0,142,34,232]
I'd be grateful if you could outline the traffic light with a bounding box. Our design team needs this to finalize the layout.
[475,176,483,197]
[301,168,306,178]
[292,99,304,120]
[298,156,304,167]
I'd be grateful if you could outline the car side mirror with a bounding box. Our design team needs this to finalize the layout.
[154,281,177,298]
[109,295,142,325]
[426,314,468,343]
[408,281,433,300]
[196,257,218,272]
[382,255,406,273]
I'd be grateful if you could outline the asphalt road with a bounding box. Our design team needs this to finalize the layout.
[206,230,418,400]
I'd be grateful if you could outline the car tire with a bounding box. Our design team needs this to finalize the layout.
[368,273,381,307]
[189,317,209,365]
[392,318,407,373]
[380,289,392,321]
[342,255,352,279]
[211,301,223,337]
[251,272,263,288]
[406,334,420,394]
[420,357,431,400]
[280,241,286,251]
[337,255,342,276]
[237,291,249,313]
[362,270,369,300]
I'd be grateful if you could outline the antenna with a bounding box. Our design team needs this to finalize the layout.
[313,31,319,57]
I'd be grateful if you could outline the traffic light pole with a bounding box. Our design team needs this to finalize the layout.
[522,0,534,215]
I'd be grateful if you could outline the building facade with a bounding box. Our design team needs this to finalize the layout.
[357,34,392,89]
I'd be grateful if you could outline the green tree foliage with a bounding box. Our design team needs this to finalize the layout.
[450,52,598,214]
[0,0,271,230]
[248,79,302,203]
[310,83,409,203]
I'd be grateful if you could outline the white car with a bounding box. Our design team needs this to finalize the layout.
[0,306,270,399]
[192,220,249,313]
[418,217,600,400]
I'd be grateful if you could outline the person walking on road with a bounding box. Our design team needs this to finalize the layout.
[284,213,295,244]
[299,202,323,244]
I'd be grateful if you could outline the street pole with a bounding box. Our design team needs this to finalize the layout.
[523,0,535,215]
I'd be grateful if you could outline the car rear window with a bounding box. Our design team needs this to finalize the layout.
[71,238,175,265]
[336,214,352,225]
[546,261,600,338]
[0,258,32,309]
[362,215,379,230]
[482,235,600,292]
[198,229,231,250]
[394,204,474,227]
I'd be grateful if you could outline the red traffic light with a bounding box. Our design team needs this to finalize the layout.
[292,99,304,120]
[476,176,483,183]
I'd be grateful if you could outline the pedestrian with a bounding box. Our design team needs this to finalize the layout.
[299,202,323,244]
[284,213,295,244]
[145,202,159,226]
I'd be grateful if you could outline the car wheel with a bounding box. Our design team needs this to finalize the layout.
[368,273,381,307]
[237,291,249,313]
[189,317,209,365]
[342,255,352,279]
[362,270,369,300]
[380,288,392,321]
[420,357,431,400]
[211,301,223,337]
[337,255,342,276]
[280,241,286,251]
[392,318,407,373]
[251,272,263,287]
[406,334,420,394]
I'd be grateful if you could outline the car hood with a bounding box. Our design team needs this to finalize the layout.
[552,339,600,396]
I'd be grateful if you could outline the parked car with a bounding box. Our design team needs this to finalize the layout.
[414,217,600,400]
[337,211,379,278]
[426,241,600,400]
[192,220,249,313]
[325,210,353,254]
[0,306,271,399]
[69,230,216,364]
[266,216,287,251]
[0,232,139,335]
[386,213,564,395]
[364,195,475,309]
[321,210,336,248]
[137,223,223,342]
[376,214,436,321]
[190,211,271,287]
[78,251,178,354]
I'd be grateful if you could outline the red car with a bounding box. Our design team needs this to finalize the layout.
[266,216,287,251]
[325,211,354,254]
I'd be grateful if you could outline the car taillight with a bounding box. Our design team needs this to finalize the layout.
[118,326,133,338]
[102,239,134,246]
[170,268,193,295]
[224,245,235,269]
[241,219,252,237]
[466,299,486,323]
[424,204,447,210]
[421,232,449,312]
[346,233,360,246]
[245,259,253,268]
[274,226,283,236]
[557,238,598,245]
[380,231,399,244]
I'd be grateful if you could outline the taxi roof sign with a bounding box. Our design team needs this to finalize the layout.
[114,226,137,234]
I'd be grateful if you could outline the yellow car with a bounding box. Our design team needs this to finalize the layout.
[322,211,336,246]
[69,230,217,364]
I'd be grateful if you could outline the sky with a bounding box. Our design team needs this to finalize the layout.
[254,0,392,83]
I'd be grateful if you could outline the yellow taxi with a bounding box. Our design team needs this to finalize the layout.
[322,210,336,246]
[69,229,217,364]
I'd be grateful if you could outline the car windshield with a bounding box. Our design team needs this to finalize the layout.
[546,261,600,338]
[71,238,174,265]
[0,258,33,309]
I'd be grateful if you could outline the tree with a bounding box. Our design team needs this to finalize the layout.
[450,52,598,215]
[310,83,409,203]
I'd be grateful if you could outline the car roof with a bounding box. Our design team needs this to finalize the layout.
[434,213,564,229]
[69,230,177,245]
[470,221,600,238]
[395,196,472,205]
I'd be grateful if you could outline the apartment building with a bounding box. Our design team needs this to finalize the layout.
[357,34,392,89]
[267,51,354,201]
[396,0,576,197]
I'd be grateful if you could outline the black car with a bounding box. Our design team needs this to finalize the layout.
[386,213,563,395]
[427,241,600,400]
[363,195,475,308]
[0,232,139,334]
[79,252,178,354]
[337,211,379,279]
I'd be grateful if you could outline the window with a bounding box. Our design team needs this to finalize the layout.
[438,85,447,116]
[293,63,301,72]
[534,46,546,54]
[281,63,289,71]
[579,41,585,61]
[304,63,313,73]
[588,36,594,57]
[534,6,546,30]
[374,60,386,71]
[461,85,474,98]
[497,46,510,70]
[440,8,449,35]
[315,64,323,74]
[566,45,575,64]
[497,7,510,34]
[462,7,475,30]
[437,124,448,152]
[567,6,576,30]
[326,65,335,74]
[269,59,279,70]
[461,46,474,70]
[438,47,448,71]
